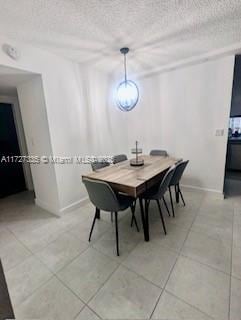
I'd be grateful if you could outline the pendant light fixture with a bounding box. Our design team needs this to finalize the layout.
[116,47,139,112]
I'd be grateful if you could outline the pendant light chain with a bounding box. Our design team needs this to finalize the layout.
[124,53,127,83]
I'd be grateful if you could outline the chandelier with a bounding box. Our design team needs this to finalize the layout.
[116,47,139,112]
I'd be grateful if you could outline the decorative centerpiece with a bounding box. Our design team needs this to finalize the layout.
[130,141,144,166]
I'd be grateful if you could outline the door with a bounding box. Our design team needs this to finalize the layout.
[0,103,26,197]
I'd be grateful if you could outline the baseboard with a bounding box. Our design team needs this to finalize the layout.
[35,198,60,216]
[181,184,224,200]
[59,196,89,214]
[35,196,89,216]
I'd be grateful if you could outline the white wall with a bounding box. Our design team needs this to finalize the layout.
[127,56,235,194]
[0,37,90,214]
[17,77,60,211]
[0,36,127,214]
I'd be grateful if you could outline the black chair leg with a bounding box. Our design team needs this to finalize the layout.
[156,199,167,235]
[178,184,186,206]
[111,212,113,222]
[169,187,175,217]
[130,201,139,232]
[114,212,119,256]
[89,210,98,241]
[175,185,180,203]
[162,196,170,216]
[96,207,100,219]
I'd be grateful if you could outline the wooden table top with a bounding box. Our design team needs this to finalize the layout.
[82,155,178,197]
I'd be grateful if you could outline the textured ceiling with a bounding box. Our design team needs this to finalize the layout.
[0,0,241,76]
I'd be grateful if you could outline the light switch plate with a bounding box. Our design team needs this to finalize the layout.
[215,129,224,136]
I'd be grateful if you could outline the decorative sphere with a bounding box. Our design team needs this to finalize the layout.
[116,80,139,112]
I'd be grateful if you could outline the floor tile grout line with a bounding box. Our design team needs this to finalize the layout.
[149,195,204,319]
[53,245,121,307]
[48,242,92,275]
[12,247,88,313]
[231,274,241,281]
[74,304,103,320]
[13,274,56,311]
[85,260,121,306]
[164,289,216,320]
[72,304,86,320]
[179,252,232,276]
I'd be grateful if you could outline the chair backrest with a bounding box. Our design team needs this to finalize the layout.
[170,160,189,186]
[113,154,128,164]
[158,166,176,196]
[91,162,110,171]
[83,178,119,212]
[150,149,168,157]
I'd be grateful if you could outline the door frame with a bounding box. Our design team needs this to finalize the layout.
[0,95,34,191]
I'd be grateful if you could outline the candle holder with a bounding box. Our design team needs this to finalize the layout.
[130,141,144,166]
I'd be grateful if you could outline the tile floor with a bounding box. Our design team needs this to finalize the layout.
[0,188,240,320]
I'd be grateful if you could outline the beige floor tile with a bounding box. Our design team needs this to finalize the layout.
[152,291,212,320]
[166,256,230,320]
[123,241,177,287]
[75,306,101,320]
[36,232,88,273]
[15,277,83,320]
[89,265,161,320]
[57,247,118,302]
[191,212,232,244]
[233,211,241,225]
[232,245,241,280]
[168,211,196,229]
[151,222,189,252]
[233,223,241,248]
[199,198,234,216]
[15,219,70,253]
[0,229,32,271]
[93,227,141,261]
[6,206,55,237]
[6,256,53,307]
[1,240,32,272]
[230,277,241,320]
[181,231,231,273]
[69,216,110,244]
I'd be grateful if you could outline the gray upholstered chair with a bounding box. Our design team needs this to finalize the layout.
[113,154,128,164]
[113,154,140,231]
[168,160,189,217]
[91,161,110,220]
[141,166,175,235]
[83,178,137,256]
[150,149,168,157]
[91,162,110,171]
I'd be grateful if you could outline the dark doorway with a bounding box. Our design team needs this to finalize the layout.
[224,55,241,197]
[0,103,26,198]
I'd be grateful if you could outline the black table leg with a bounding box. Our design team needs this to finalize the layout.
[96,207,100,219]
[139,198,149,241]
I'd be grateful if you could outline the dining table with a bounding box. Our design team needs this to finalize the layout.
[82,155,178,241]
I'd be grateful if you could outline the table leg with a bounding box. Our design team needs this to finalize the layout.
[96,207,100,219]
[139,198,149,241]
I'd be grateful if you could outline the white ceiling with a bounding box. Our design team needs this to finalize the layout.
[0,0,241,76]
